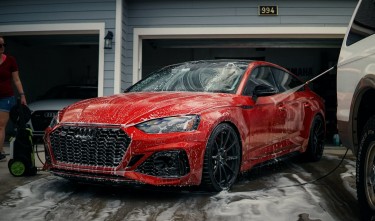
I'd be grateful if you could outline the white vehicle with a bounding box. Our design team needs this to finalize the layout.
[28,85,97,141]
[337,0,375,219]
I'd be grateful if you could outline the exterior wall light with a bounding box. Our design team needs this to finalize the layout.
[104,31,113,49]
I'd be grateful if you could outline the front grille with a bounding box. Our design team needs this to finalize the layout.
[49,125,130,167]
[31,110,57,131]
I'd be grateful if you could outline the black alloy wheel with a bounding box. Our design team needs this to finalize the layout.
[303,115,325,162]
[357,115,375,221]
[202,123,241,192]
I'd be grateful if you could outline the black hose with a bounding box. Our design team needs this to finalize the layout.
[34,143,46,169]
[268,147,350,190]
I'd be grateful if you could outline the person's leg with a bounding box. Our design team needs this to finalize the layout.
[0,111,10,154]
[0,97,14,161]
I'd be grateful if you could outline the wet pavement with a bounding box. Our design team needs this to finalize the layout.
[0,144,360,221]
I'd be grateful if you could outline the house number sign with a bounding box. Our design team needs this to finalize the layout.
[259,6,278,15]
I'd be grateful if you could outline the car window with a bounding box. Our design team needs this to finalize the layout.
[346,0,375,46]
[242,66,278,96]
[242,68,260,96]
[271,68,303,92]
[251,66,277,88]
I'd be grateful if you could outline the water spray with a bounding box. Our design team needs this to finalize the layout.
[271,64,338,104]
[277,64,337,99]
[304,64,337,85]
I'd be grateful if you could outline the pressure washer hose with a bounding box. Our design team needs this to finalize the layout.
[273,63,351,190]
[34,142,46,169]
[304,64,337,86]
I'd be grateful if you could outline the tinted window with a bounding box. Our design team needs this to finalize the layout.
[347,0,375,46]
[271,68,303,92]
[242,68,260,96]
[242,66,278,96]
[250,66,277,88]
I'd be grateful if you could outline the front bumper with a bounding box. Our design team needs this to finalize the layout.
[43,124,207,186]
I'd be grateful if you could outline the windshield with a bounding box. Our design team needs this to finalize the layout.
[127,60,249,93]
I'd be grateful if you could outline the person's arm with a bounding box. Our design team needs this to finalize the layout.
[12,71,27,105]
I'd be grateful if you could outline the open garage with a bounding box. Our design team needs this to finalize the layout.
[5,34,99,103]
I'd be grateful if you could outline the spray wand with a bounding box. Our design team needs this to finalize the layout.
[304,64,337,85]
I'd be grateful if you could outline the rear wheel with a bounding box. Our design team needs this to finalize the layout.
[303,115,325,162]
[201,123,241,192]
[357,115,375,220]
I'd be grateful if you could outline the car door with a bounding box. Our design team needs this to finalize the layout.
[242,66,282,160]
[271,68,306,149]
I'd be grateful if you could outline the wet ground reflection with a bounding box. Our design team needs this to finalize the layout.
[0,149,359,221]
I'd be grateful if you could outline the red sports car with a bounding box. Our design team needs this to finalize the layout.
[43,60,325,191]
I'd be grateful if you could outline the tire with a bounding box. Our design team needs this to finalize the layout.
[8,159,28,177]
[357,115,375,220]
[303,115,325,162]
[201,123,241,192]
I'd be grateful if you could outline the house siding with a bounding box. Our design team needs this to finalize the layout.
[0,1,115,26]
[122,0,357,90]
[126,0,356,26]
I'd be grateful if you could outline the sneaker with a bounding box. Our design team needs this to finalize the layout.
[0,153,6,162]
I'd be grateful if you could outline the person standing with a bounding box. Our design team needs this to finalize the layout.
[0,36,27,161]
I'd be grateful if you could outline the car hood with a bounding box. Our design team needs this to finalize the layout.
[28,99,81,111]
[60,92,242,125]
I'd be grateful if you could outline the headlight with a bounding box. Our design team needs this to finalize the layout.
[136,115,200,134]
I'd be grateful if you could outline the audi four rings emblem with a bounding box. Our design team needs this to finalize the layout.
[44,112,57,118]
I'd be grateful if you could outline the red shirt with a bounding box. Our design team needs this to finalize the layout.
[0,55,18,98]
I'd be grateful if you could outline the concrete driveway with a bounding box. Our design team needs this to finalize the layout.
[0,143,360,221]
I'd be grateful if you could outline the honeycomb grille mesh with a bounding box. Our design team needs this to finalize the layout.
[49,125,130,167]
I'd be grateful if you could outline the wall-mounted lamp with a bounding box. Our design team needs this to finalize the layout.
[104,31,113,49]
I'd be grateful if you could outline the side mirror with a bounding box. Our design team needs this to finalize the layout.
[252,84,277,101]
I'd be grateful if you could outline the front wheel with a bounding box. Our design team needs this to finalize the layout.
[357,115,375,220]
[302,115,325,162]
[201,123,241,192]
